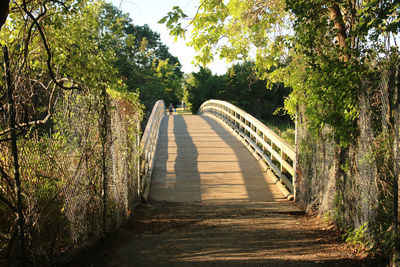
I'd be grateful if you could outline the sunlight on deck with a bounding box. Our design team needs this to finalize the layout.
[150,115,285,203]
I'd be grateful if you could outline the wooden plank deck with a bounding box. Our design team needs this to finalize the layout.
[150,115,288,203]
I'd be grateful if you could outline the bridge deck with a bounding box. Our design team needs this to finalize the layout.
[150,114,287,203]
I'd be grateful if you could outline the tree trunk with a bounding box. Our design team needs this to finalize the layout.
[328,2,349,60]
[0,0,10,30]
[3,46,26,265]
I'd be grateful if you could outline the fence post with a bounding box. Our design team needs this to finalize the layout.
[293,104,299,201]
[99,87,110,234]
[4,45,26,266]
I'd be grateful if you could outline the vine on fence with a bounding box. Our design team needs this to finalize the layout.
[0,1,146,264]
[0,87,143,265]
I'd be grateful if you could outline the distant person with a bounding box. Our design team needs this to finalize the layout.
[168,103,174,115]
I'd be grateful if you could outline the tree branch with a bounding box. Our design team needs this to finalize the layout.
[20,0,81,90]
[328,2,349,60]
[0,191,16,212]
[0,81,57,136]
[0,0,10,30]
[0,164,14,193]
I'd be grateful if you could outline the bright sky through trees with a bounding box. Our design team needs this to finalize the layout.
[107,0,231,74]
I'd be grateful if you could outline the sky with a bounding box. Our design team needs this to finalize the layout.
[106,0,230,75]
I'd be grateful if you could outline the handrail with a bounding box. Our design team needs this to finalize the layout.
[198,99,296,199]
[140,100,166,201]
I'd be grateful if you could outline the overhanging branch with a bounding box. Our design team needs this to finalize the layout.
[0,81,57,136]
[20,0,81,91]
[0,0,10,30]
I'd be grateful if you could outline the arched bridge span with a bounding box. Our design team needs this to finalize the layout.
[140,100,296,204]
[86,100,364,266]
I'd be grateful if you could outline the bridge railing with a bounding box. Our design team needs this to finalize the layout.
[140,100,165,201]
[199,99,296,199]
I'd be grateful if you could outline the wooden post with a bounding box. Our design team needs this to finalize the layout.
[281,150,287,174]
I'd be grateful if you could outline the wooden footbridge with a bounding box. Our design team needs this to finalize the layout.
[84,100,365,266]
[140,100,296,204]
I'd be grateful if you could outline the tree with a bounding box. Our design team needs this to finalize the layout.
[223,62,291,123]
[0,0,141,262]
[139,58,182,111]
[98,3,183,113]
[1,1,91,263]
[184,67,225,113]
[161,0,400,262]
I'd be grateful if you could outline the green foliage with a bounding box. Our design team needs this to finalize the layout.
[344,220,399,259]
[20,132,70,261]
[277,55,362,146]
[345,223,370,249]
[368,130,399,258]
[160,0,287,66]
[225,63,292,124]
[370,222,399,259]
[158,6,188,41]
[0,0,149,263]
[100,3,183,113]
[263,121,295,146]
[184,62,293,130]
[185,67,225,113]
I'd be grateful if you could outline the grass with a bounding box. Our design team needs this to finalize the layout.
[169,107,192,115]
[263,120,295,146]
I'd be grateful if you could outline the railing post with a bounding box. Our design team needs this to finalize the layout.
[281,151,287,174]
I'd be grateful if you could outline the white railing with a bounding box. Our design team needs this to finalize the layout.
[199,99,296,199]
[140,100,165,201]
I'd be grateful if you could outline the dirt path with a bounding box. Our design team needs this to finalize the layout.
[65,200,369,267]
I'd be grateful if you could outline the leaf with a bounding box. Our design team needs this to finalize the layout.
[158,16,167,24]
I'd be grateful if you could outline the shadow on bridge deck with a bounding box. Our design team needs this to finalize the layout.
[150,114,286,203]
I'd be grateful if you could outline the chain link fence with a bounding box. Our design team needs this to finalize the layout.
[0,89,142,265]
[295,58,400,253]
